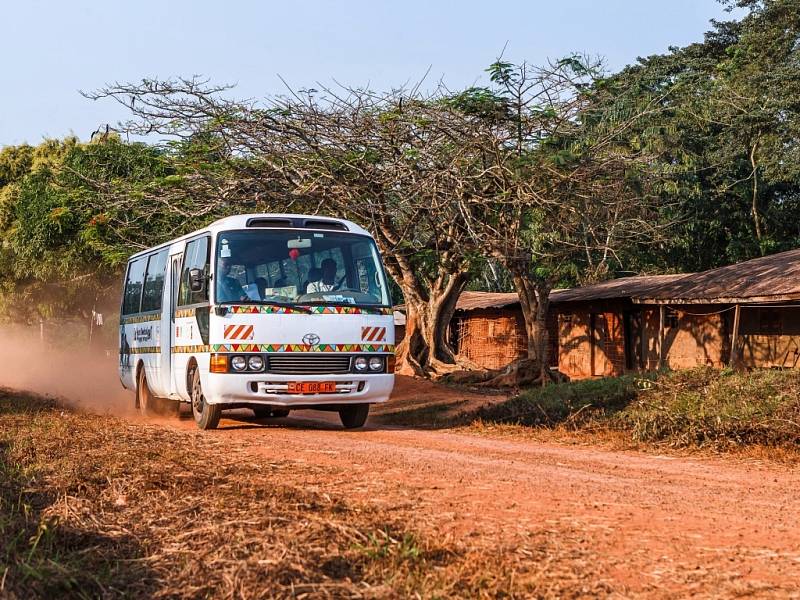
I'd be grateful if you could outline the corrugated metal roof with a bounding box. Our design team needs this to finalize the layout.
[635,248,800,304]
[451,276,686,311]
[455,291,521,311]
[395,249,800,315]
[551,274,689,304]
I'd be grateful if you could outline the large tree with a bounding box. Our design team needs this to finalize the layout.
[85,79,483,375]
[607,0,800,272]
[433,57,671,382]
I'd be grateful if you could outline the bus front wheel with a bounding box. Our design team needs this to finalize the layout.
[339,404,369,429]
[190,368,221,430]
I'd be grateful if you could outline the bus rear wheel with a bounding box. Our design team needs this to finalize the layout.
[136,368,155,416]
[252,407,290,419]
[136,369,173,417]
[339,404,369,429]
[190,368,221,430]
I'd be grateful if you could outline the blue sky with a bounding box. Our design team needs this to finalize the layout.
[0,0,736,146]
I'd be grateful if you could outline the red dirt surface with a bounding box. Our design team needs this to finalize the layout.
[151,376,800,597]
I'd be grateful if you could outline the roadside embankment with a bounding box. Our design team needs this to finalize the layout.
[474,367,800,452]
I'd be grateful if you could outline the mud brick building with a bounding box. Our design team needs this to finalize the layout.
[442,248,800,379]
[449,292,532,370]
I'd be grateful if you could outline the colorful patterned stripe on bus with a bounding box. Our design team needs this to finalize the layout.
[172,344,211,353]
[121,313,161,324]
[212,343,394,353]
[228,305,393,315]
[175,308,197,318]
[128,346,161,354]
[171,343,394,354]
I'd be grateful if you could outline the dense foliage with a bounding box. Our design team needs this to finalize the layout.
[1,0,798,352]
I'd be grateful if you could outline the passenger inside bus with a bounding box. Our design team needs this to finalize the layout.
[217,257,247,302]
[307,258,340,293]
[254,277,268,299]
[303,267,322,294]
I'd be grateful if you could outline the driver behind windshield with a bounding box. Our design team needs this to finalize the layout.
[307,258,340,293]
[216,257,247,302]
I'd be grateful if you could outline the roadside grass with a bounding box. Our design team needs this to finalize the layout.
[0,387,607,599]
[473,367,800,452]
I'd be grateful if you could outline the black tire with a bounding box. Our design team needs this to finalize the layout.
[252,407,290,419]
[190,367,221,430]
[251,406,272,419]
[338,404,369,429]
[137,368,177,417]
[136,367,155,417]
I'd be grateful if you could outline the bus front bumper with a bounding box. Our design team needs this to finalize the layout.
[202,372,394,406]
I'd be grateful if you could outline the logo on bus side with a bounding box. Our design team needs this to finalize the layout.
[302,333,321,345]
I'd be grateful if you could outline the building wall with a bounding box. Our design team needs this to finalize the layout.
[449,301,800,380]
[453,308,528,370]
[554,303,800,379]
[641,306,728,371]
[739,306,800,368]
[557,309,626,379]
[554,302,728,380]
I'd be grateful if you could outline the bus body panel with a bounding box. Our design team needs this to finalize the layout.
[119,214,396,414]
[211,311,394,348]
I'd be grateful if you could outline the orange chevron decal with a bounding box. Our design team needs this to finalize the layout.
[224,324,254,340]
[361,326,386,342]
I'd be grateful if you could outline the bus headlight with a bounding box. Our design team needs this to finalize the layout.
[354,356,369,371]
[247,355,264,371]
[368,356,384,372]
[231,356,247,371]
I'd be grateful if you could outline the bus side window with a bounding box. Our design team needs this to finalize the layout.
[352,242,377,296]
[141,249,168,312]
[122,258,147,315]
[178,237,210,306]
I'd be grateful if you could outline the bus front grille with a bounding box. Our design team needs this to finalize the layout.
[267,354,352,375]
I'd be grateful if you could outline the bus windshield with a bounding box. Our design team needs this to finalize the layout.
[215,229,391,307]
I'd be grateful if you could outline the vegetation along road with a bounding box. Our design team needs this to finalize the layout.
[4,375,800,598]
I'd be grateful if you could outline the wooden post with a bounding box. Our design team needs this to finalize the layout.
[658,305,665,369]
[730,303,741,367]
[640,310,647,371]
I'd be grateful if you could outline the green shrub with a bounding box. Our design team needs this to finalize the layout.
[475,373,651,427]
[476,368,800,449]
[617,367,800,447]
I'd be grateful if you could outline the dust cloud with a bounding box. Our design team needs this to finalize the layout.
[0,326,135,415]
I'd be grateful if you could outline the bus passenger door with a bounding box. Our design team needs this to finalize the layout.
[164,253,183,398]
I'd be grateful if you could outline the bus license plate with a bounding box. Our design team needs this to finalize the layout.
[288,381,337,394]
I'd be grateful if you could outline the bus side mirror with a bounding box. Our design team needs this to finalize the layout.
[189,268,205,292]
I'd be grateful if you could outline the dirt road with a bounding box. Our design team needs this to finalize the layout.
[151,378,800,598]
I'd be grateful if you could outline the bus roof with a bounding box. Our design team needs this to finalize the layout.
[126,213,373,261]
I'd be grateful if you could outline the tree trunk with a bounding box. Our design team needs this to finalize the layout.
[508,268,552,383]
[395,271,469,376]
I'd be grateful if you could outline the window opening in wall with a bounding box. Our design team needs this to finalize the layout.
[758,308,782,334]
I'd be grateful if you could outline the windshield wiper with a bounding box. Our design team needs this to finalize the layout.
[302,300,387,309]
[219,300,312,313]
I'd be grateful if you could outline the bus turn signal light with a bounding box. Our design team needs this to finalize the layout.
[210,354,228,373]
[387,355,396,373]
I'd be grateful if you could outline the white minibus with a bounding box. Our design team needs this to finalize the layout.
[118,214,395,430]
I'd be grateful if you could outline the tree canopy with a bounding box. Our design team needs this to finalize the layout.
[1,0,799,378]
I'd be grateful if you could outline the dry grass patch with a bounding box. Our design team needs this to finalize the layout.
[0,388,608,599]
